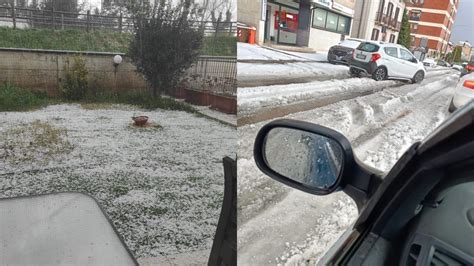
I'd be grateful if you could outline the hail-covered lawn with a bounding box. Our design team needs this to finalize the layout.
[0,104,236,258]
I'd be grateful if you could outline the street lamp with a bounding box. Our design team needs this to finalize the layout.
[113,55,123,66]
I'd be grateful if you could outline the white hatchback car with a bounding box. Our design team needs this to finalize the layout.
[349,41,426,83]
[449,72,474,112]
[423,58,437,68]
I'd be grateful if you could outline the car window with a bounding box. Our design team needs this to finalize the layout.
[384,47,398,58]
[339,40,361,49]
[357,42,380,52]
[399,49,415,62]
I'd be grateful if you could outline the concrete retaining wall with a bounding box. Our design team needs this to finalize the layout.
[0,48,237,114]
[0,48,148,96]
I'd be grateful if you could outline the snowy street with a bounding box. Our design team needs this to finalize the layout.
[237,63,461,265]
[237,43,347,88]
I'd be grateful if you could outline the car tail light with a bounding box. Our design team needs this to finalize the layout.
[463,80,474,89]
[371,53,381,62]
[352,50,356,59]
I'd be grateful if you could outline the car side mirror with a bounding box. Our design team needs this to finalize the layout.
[411,58,418,63]
[254,119,383,209]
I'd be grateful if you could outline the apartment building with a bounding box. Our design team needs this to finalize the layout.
[405,0,459,56]
[351,0,405,43]
[238,0,356,51]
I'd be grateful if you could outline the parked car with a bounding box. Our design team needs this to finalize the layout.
[436,59,451,67]
[423,58,437,68]
[452,64,464,71]
[349,41,426,83]
[448,72,474,112]
[327,39,363,65]
[466,60,474,72]
[254,101,474,265]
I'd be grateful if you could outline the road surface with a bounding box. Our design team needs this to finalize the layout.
[237,68,461,265]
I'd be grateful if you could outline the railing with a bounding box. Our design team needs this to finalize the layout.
[375,12,390,25]
[186,56,236,97]
[0,6,237,35]
[389,18,401,31]
[375,12,401,31]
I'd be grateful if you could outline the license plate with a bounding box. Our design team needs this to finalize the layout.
[356,54,366,60]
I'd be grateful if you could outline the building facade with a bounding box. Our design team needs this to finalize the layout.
[351,0,405,43]
[237,0,356,51]
[405,0,459,56]
[453,41,472,62]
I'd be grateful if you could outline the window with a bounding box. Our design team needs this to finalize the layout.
[410,10,421,21]
[312,8,351,34]
[379,0,385,13]
[387,3,394,17]
[371,28,380,40]
[394,7,400,21]
[389,34,396,43]
[326,11,338,31]
[384,47,398,57]
[337,16,349,34]
[358,42,380,52]
[313,8,327,28]
[399,48,415,61]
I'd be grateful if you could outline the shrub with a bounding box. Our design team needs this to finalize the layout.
[128,0,204,97]
[61,55,88,100]
[0,83,48,111]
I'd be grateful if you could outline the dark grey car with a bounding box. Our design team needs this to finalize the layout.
[327,39,363,65]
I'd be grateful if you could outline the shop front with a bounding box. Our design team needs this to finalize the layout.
[264,0,301,45]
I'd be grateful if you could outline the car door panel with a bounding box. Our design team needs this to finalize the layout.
[383,47,401,77]
[399,49,418,78]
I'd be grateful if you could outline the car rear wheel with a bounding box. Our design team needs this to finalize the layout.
[412,71,424,84]
[372,67,387,81]
[349,67,361,77]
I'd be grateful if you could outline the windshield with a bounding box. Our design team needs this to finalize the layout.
[339,39,362,49]
[357,42,380,52]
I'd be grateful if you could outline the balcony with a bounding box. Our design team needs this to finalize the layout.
[375,12,401,31]
[375,12,391,25]
[389,18,401,31]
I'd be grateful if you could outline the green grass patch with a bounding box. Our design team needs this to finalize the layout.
[80,90,197,112]
[0,28,236,56]
[0,83,49,111]
[117,91,196,112]
[201,36,236,56]
[0,120,73,164]
[0,27,131,53]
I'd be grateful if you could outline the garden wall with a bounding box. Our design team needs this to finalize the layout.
[0,48,147,96]
[0,48,237,114]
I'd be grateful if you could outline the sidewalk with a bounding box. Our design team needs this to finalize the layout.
[195,105,237,127]
[237,43,328,63]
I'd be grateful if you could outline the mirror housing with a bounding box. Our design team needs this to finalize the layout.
[254,119,383,209]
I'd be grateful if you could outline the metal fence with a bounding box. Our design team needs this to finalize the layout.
[0,6,237,35]
[187,56,236,97]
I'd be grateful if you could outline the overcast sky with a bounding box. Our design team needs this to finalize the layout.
[450,0,474,45]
